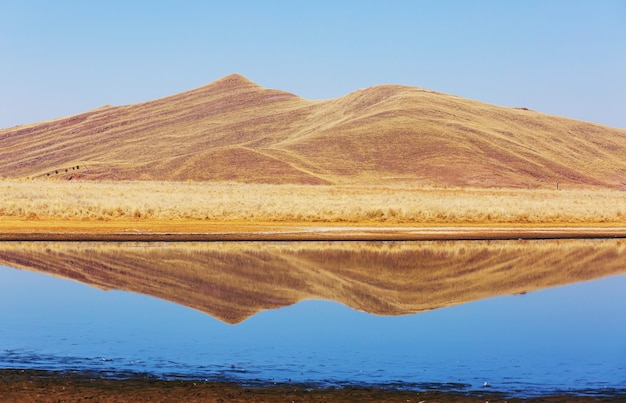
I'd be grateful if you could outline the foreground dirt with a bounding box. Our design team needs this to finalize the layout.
[0,371,622,403]
[1,219,626,241]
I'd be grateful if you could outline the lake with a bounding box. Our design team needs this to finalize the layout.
[0,239,625,398]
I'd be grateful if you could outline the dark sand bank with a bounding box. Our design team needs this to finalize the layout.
[1,370,624,402]
[2,222,626,241]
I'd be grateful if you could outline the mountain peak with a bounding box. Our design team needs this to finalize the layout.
[212,73,256,88]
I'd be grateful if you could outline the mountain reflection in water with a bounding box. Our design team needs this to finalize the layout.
[0,239,624,323]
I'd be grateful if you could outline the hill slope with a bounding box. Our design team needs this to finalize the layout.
[2,73,625,188]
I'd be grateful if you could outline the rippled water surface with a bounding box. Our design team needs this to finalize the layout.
[0,241,625,397]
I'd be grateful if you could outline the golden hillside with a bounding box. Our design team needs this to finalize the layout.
[2,73,625,188]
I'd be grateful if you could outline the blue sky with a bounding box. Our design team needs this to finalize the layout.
[1,1,625,129]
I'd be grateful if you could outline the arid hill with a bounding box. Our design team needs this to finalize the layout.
[2,73,625,188]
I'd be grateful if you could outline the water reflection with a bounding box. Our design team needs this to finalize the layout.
[0,264,625,397]
[0,239,625,323]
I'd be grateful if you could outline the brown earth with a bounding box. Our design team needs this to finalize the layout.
[0,370,622,403]
[2,219,626,241]
[2,73,626,189]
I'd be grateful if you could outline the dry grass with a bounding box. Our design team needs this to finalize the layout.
[1,179,625,225]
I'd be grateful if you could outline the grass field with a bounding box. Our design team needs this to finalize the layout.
[1,179,625,226]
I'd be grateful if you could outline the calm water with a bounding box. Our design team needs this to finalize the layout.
[0,241,625,398]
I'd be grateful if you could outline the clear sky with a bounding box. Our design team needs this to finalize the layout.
[1,1,625,129]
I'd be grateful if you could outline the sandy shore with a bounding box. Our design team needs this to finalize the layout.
[1,220,626,241]
[0,370,623,403]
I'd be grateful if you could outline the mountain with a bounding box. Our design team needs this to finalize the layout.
[2,73,625,188]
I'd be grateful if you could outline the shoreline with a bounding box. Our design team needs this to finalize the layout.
[0,369,624,403]
[1,221,626,241]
